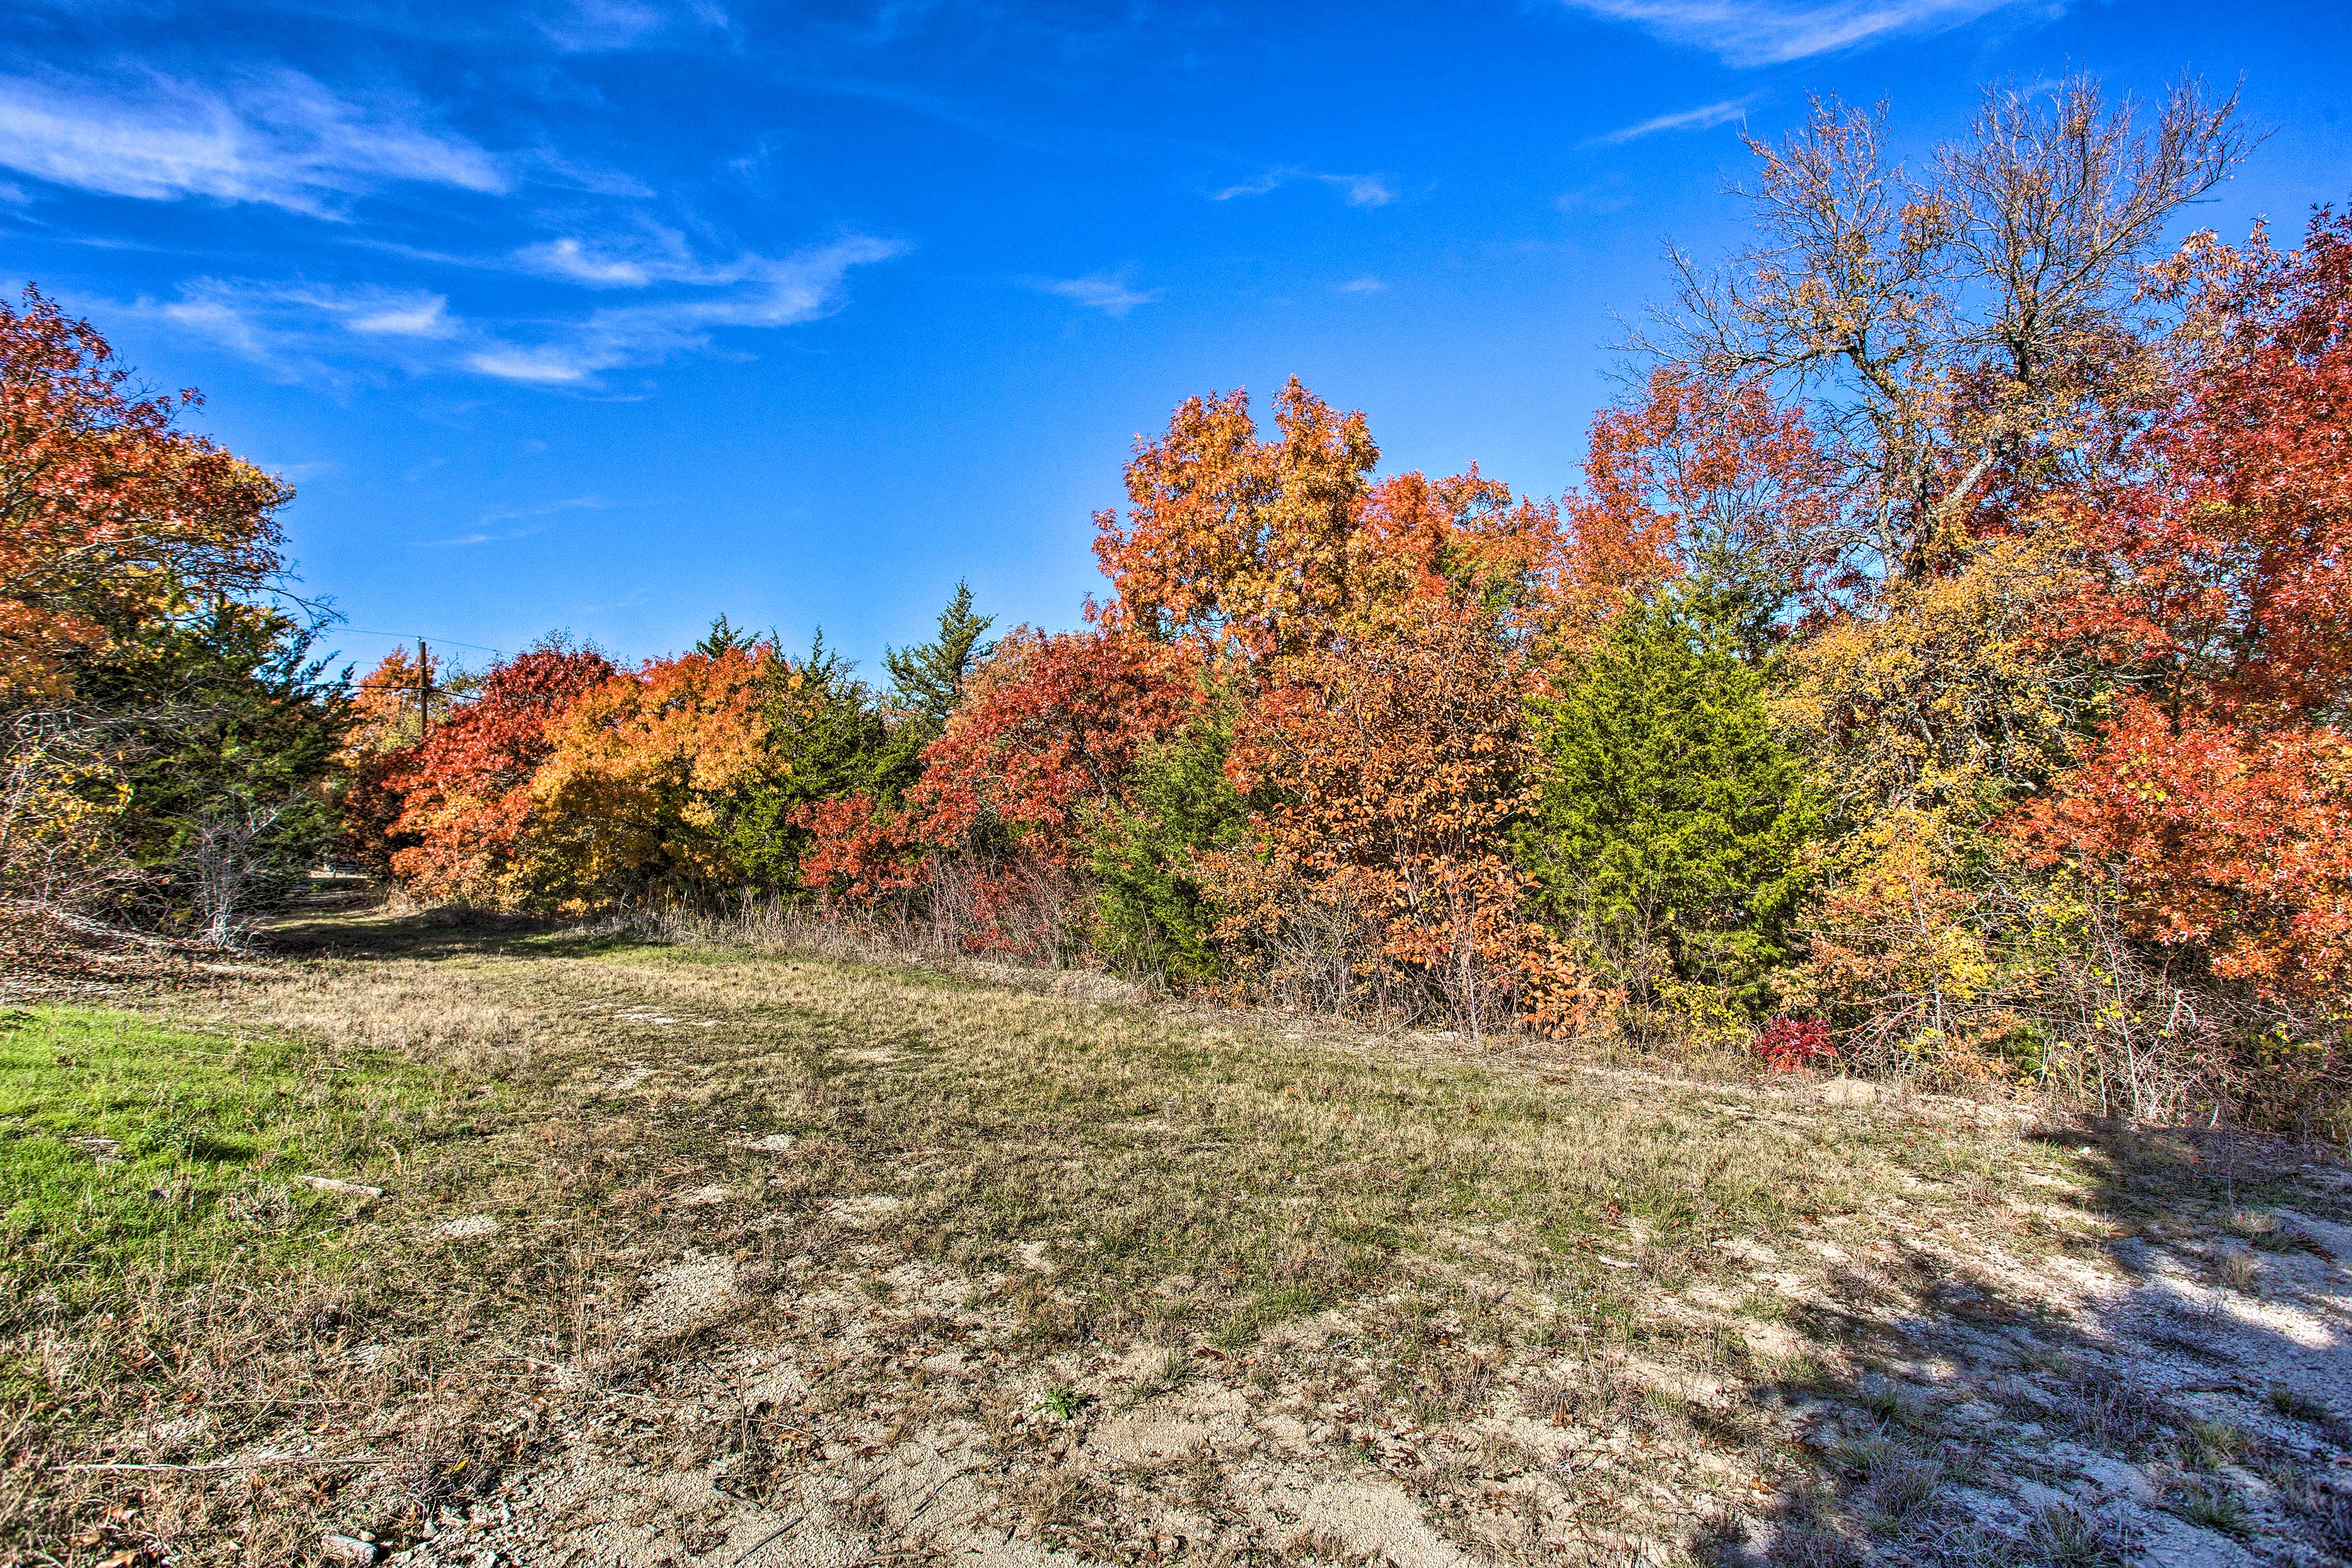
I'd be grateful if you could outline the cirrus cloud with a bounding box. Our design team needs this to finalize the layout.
[1212,167,1398,208]
[1559,0,2053,66]
[1028,272,1160,318]
[132,234,906,388]
[1585,95,1757,145]
[0,67,504,215]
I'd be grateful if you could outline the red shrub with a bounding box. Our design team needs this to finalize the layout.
[1755,1015,1834,1072]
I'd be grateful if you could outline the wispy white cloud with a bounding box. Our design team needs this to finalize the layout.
[1559,0,2043,66]
[415,494,626,546]
[515,236,669,288]
[139,282,460,376]
[415,527,529,547]
[1586,95,1755,146]
[476,234,907,382]
[537,0,731,53]
[478,494,624,525]
[511,227,785,290]
[1030,273,1159,318]
[1337,276,1385,293]
[464,345,599,385]
[526,149,658,200]
[1212,167,1397,208]
[0,68,504,215]
[1213,170,1284,201]
[344,293,461,338]
[1555,178,1637,216]
[133,235,907,388]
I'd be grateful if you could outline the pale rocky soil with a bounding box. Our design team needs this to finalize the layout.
[376,1112,2352,1568]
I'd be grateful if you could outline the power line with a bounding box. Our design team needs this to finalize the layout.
[333,627,510,657]
[350,638,443,738]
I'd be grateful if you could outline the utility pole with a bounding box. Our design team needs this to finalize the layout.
[417,638,434,740]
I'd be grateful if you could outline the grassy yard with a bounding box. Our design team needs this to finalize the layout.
[1,1006,454,1309]
[2,914,2347,1567]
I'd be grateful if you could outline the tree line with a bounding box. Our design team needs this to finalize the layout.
[4,77,2345,1134]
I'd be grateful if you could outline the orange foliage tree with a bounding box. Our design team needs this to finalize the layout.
[2018,209,2352,1012]
[531,645,780,905]
[384,638,616,905]
[0,287,289,698]
[2,286,317,935]
[1082,379,1664,1024]
[1204,594,1599,1036]
[1093,379,1381,655]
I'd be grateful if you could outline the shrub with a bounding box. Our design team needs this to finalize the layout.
[1755,1016,1834,1072]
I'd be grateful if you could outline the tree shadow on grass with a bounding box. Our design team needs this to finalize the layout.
[258,884,630,963]
[1698,1120,2352,1566]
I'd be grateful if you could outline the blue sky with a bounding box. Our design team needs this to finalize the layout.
[6,0,2347,678]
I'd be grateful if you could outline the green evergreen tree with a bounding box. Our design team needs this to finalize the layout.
[1090,710,1248,984]
[1520,587,1814,1013]
[885,581,996,735]
[721,631,897,891]
[67,602,351,932]
[694,613,760,657]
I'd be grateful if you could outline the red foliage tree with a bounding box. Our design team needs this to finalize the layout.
[1567,367,1836,636]
[386,638,615,903]
[336,643,455,873]
[2026,703,2352,1000]
[1356,468,1583,639]
[1,285,290,697]
[810,624,1207,957]
[795,794,927,907]
[2019,210,2352,1006]
[910,624,1206,864]
[1755,1016,1834,1072]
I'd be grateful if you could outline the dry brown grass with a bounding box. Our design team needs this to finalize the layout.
[4,910,2348,1567]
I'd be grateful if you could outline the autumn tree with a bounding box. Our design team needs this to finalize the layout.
[0,287,342,941]
[2016,209,2352,1023]
[530,645,781,906]
[1656,76,2248,583]
[1570,368,1834,650]
[337,642,467,875]
[911,627,1204,862]
[1,286,292,699]
[802,624,1207,957]
[383,636,615,906]
[1205,594,1586,1036]
[1094,379,1381,655]
[877,625,1205,956]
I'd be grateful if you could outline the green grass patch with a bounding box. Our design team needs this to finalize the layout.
[0,1005,448,1313]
